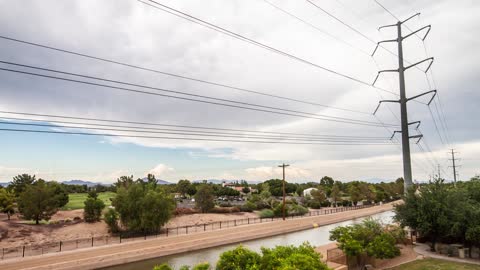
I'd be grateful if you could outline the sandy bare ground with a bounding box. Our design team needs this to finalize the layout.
[0,202,396,270]
[0,211,258,248]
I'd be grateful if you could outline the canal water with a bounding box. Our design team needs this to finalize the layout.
[102,211,394,270]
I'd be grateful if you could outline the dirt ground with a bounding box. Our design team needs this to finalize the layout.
[0,210,259,248]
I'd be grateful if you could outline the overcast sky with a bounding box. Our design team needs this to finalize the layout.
[0,0,478,183]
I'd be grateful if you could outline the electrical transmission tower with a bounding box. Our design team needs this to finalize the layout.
[449,149,460,185]
[372,13,435,194]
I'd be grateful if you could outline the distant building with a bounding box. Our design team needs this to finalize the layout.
[303,187,319,197]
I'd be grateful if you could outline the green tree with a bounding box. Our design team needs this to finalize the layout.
[216,245,261,270]
[348,182,363,205]
[48,181,69,208]
[10,174,36,196]
[259,243,328,270]
[104,208,119,233]
[195,184,215,213]
[113,182,175,232]
[0,189,15,220]
[83,191,106,223]
[330,218,400,260]
[330,182,341,207]
[177,179,193,197]
[115,175,134,190]
[18,180,59,224]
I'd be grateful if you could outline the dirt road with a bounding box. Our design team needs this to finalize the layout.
[0,202,396,270]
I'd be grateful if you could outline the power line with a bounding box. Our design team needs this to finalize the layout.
[0,120,391,143]
[138,0,398,96]
[0,67,397,128]
[0,35,371,116]
[262,0,372,57]
[0,110,389,139]
[0,128,397,146]
[0,60,382,125]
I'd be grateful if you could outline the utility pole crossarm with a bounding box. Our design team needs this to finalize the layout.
[407,90,437,104]
[401,13,421,24]
[371,38,397,56]
[408,121,421,130]
[403,25,432,41]
[404,57,434,72]
[372,69,399,86]
[373,99,399,115]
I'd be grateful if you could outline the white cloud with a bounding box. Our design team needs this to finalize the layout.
[146,164,175,178]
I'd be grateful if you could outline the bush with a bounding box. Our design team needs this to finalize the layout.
[306,201,321,209]
[175,207,199,215]
[273,204,287,217]
[153,264,172,270]
[239,202,255,212]
[216,245,261,270]
[341,200,352,207]
[218,202,232,207]
[259,242,329,270]
[289,204,308,216]
[104,208,119,233]
[320,201,331,207]
[259,209,274,218]
[366,233,400,259]
[210,207,240,214]
[192,263,210,270]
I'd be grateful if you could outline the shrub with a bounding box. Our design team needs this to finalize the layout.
[216,245,261,270]
[104,208,119,233]
[218,202,232,207]
[387,225,407,244]
[153,264,173,270]
[366,233,400,259]
[330,218,401,260]
[320,201,331,207]
[210,207,240,214]
[239,202,254,212]
[341,200,352,207]
[289,204,308,216]
[306,201,321,209]
[273,204,287,217]
[175,207,199,215]
[192,263,210,270]
[259,242,329,270]
[259,209,274,218]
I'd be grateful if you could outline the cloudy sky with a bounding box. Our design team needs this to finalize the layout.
[0,0,478,183]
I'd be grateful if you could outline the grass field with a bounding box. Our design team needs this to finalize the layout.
[388,258,480,270]
[61,192,115,210]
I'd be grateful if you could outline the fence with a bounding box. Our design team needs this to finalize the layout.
[1,205,372,260]
[327,247,347,265]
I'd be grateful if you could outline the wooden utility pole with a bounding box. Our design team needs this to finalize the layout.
[278,163,289,221]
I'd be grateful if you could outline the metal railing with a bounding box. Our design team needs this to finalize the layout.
[1,205,372,260]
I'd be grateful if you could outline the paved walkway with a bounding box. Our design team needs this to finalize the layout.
[414,243,480,266]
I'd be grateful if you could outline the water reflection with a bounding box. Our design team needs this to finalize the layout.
[102,211,394,270]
